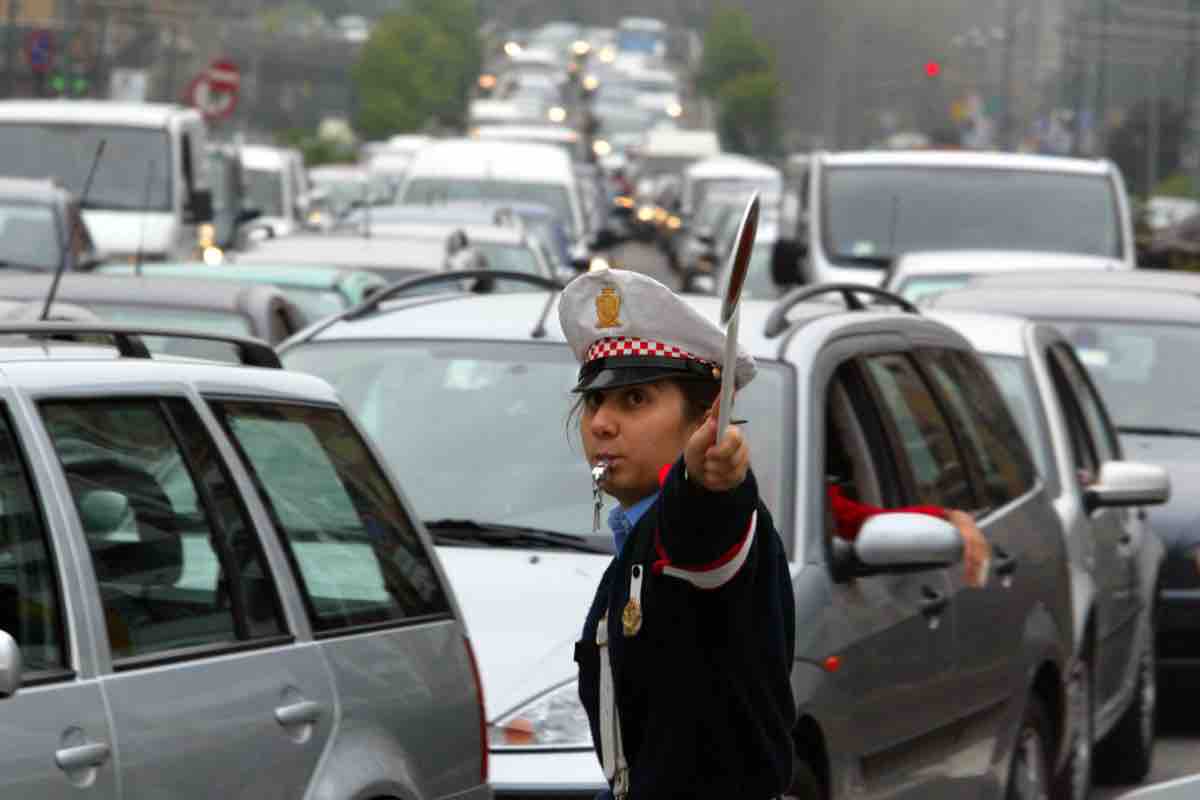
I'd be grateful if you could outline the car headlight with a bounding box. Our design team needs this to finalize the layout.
[667,102,683,118]
[637,206,655,222]
[488,681,592,750]
[593,138,612,157]
[548,106,567,123]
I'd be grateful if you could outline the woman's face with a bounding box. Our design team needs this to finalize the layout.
[580,380,703,507]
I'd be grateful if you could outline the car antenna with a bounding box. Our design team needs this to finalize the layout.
[362,180,371,239]
[134,159,156,277]
[41,139,105,321]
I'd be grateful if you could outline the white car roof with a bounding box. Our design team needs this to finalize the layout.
[820,150,1113,175]
[473,125,578,144]
[368,222,526,246]
[686,154,781,181]
[405,138,573,181]
[234,234,444,270]
[0,348,338,403]
[892,250,1126,278]
[924,309,1031,358]
[641,129,721,158]
[0,100,200,129]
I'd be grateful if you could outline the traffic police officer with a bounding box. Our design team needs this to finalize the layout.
[563,266,794,799]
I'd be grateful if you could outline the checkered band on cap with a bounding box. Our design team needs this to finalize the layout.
[585,336,716,367]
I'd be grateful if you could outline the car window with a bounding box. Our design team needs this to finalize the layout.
[1050,344,1120,464]
[42,398,286,663]
[0,407,67,675]
[211,401,451,633]
[920,349,1037,510]
[1045,347,1101,486]
[863,352,976,509]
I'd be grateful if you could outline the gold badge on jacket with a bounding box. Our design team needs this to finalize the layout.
[622,598,642,637]
[596,286,622,328]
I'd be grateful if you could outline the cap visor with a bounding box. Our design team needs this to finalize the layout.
[573,365,715,393]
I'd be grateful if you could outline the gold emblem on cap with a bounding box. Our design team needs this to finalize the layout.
[596,286,622,328]
[622,598,642,637]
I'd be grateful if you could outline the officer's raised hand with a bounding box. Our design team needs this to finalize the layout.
[684,398,749,492]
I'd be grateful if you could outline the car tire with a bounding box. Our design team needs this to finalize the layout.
[1007,693,1053,800]
[1095,628,1157,785]
[1053,656,1093,800]
[784,759,824,800]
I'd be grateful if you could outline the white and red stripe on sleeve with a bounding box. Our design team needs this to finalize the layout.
[653,510,757,591]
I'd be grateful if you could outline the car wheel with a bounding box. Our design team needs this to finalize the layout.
[1095,630,1157,784]
[1007,694,1052,800]
[784,759,824,800]
[1053,656,1093,800]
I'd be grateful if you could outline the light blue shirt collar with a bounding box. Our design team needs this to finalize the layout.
[608,492,659,554]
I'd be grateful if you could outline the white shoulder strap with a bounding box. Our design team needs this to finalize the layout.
[597,613,629,798]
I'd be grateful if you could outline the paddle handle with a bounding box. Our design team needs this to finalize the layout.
[716,306,739,443]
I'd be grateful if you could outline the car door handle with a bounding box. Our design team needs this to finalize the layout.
[274,699,322,727]
[994,548,1018,577]
[920,586,949,617]
[55,741,111,771]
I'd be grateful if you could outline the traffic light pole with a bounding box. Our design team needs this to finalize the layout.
[1093,0,1111,155]
[1002,0,1018,149]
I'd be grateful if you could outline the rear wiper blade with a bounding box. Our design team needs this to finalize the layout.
[1118,425,1200,439]
[425,518,612,554]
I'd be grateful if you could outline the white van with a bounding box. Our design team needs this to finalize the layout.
[0,100,211,261]
[773,150,1137,287]
[398,138,588,246]
[240,145,309,238]
[680,154,782,218]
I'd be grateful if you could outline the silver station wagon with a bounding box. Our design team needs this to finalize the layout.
[281,274,1075,800]
[0,324,488,800]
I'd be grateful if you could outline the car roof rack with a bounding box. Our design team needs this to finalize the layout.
[0,323,282,368]
[764,284,919,338]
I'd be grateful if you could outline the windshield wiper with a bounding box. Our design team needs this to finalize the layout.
[0,261,49,272]
[425,518,612,554]
[1118,425,1200,439]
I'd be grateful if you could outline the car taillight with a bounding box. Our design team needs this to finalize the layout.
[464,636,488,784]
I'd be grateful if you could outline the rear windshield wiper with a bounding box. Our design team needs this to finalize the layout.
[425,518,613,554]
[1118,425,1200,439]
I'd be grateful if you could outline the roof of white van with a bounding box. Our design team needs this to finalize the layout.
[821,150,1112,175]
[405,138,573,180]
[686,154,780,180]
[0,100,200,128]
[642,129,721,157]
[474,125,578,144]
[241,145,292,170]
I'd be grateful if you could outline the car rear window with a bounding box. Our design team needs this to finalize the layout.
[211,401,451,633]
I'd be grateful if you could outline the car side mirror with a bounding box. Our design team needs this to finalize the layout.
[854,513,964,572]
[236,207,262,226]
[771,238,807,287]
[1084,461,1171,513]
[186,190,213,224]
[0,629,21,698]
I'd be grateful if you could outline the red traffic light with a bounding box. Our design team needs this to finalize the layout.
[924,61,942,78]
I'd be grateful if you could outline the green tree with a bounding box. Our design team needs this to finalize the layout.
[717,71,782,158]
[697,6,773,98]
[353,2,481,138]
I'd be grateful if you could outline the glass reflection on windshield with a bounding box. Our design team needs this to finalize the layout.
[284,341,789,544]
[824,167,1121,266]
[0,205,58,269]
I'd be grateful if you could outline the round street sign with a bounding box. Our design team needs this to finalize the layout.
[185,73,238,121]
[208,59,240,94]
[24,30,54,74]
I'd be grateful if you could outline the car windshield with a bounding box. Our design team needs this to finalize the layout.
[402,178,576,235]
[823,167,1122,267]
[244,168,285,218]
[981,355,1049,478]
[283,341,791,545]
[895,274,970,303]
[0,124,171,212]
[476,242,540,275]
[0,204,59,269]
[1046,320,1200,433]
[618,29,661,53]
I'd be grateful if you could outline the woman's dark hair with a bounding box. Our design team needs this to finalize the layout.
[567,378,719,433]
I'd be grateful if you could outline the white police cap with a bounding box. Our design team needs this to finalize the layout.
[558,266,756,393]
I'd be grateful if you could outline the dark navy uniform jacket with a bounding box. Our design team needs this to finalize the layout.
[575,458,796,799]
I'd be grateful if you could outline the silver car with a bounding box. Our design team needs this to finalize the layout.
[931,310,1169,799]
[0,324,488,799]
[280,276,1074,799]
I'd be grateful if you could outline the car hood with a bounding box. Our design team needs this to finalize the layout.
[436,545,610,720]
[1121,433,1200,556]
[81,210,177,257]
